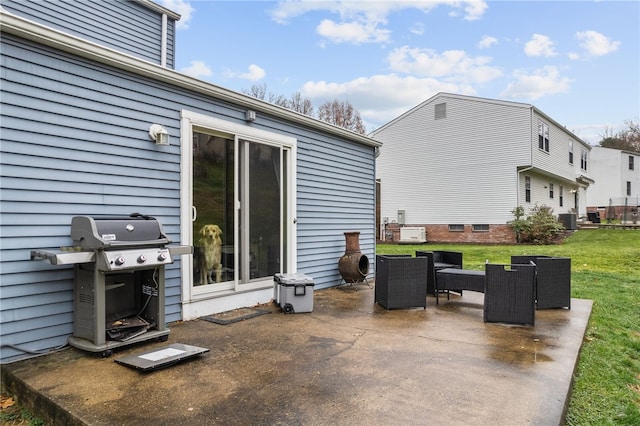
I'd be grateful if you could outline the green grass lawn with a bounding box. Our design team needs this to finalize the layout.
[377,229,640,425]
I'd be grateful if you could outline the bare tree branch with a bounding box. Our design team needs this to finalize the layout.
[242,85,366,135]
[242,83,267,100]
[599,119,640,152]
[317,100,367,134]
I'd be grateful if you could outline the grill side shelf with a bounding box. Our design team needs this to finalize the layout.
[30,249,95,265]
[168,245,193,256]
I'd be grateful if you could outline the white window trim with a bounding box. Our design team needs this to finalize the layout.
[179,110,298,319]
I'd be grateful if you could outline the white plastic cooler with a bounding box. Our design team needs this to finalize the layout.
[273,273,315,313]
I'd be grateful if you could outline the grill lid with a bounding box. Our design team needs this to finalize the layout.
[71,213,171,250]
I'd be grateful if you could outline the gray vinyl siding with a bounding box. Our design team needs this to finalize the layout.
[0,34,375,363]
[296,136,375,287]
[1,0,175,67]
[1,34,182,363]
[373,94,531,225]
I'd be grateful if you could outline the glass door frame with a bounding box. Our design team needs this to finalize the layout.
[180,110,297,317]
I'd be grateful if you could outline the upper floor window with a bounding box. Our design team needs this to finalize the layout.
[435,103,446,120]
[627,181,632,196]
[549,183,554,199]
[581,150,588,171]
[569,140,574,164]
[525,176,531,203]
[630,156,635,170]
[538,122,549,152]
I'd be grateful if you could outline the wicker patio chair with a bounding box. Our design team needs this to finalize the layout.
[415,250,462,295]
[415,251,436,295]
[484,263,536,326]
[432,250,463,270]
[375,255,428,309]
[511,256,571,309]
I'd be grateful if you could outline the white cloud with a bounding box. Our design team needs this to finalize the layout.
[478,35,497,49]
[576,30,620,56]
[410,22,425,36]
[458,0,489,21]
[524,34,557,57]
[300,74,476,128]
[501,66,572,100]
[183,62,264,83]
[269,1,488,44]
[227,64,266,82]
[158,0,194,30]
[180,60,212,78]
[386,46,502,84]
[317,19,390,44]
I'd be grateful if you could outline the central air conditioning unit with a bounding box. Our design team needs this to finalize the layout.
[399,227,426,243]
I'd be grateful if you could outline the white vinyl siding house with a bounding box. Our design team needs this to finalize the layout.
[586,147,640,219]
[372,93,591,243]
[375,96,528,225]
[0,4,380,363]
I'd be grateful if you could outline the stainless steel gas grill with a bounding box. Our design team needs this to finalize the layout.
[31,214,192,357]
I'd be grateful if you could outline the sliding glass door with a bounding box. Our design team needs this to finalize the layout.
[191,130,290,292]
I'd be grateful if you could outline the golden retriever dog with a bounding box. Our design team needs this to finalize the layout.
[197,224,223,285]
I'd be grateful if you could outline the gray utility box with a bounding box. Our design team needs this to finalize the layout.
[274,273,314,313]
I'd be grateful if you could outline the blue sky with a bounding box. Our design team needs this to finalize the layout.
[159,0,639,144]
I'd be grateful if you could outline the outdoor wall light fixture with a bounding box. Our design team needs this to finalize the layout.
[149,124,170,145]
[245,110,256,122]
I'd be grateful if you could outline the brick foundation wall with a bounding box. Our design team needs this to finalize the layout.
[383,223,517,244]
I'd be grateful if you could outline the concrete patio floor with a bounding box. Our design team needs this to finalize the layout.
[1,285,592,425]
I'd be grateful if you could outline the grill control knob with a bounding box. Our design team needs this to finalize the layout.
[115,256,126,266]
[137,254,147,264]
[158,252,168,262]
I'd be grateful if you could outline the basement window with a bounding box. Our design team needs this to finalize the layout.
[472,224,489,232]
[448,224,464,232]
